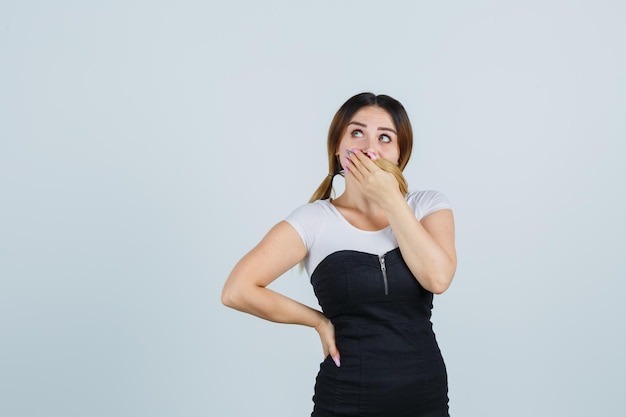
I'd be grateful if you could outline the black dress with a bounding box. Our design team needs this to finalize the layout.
[310,248,449,417]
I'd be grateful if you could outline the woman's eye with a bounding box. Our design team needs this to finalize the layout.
[351,129,364,138]
[379,134,391,143]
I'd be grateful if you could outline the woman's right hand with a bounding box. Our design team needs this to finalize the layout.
[315,318,341,367]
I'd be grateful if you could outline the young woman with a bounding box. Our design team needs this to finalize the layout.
[222,92,457,417]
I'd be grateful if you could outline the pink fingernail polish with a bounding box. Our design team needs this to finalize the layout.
[332,355,341,367]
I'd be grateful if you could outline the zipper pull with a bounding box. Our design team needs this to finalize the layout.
[379,254,389,295]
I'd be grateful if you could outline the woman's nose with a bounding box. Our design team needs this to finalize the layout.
[363,139,380,157]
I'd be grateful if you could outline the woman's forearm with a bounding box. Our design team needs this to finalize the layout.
[222,283,326,329]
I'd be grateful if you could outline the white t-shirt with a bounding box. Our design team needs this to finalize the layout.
[285,190,451,276]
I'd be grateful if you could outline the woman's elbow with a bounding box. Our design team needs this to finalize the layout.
[430,279,452,295]
[221,284,242,309]
[221,279,263,311]
[426,267,456,295]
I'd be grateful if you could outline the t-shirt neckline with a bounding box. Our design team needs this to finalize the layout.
[324,198,392,234]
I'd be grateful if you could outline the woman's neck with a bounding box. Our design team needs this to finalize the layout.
[331,189,390,231]
[331,182,385,215]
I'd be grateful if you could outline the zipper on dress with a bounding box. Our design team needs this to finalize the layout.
[379,254,389,295]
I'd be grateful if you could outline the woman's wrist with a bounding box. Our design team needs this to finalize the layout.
[313,314,330,332]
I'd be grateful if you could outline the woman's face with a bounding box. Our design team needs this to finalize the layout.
[336,106,400,168]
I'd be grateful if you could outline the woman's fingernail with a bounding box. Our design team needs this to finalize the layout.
[346,149,352,156]
[332,355,341,367]
[344,157,350,166]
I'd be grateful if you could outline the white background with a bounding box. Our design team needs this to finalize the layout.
[1,1,624,416]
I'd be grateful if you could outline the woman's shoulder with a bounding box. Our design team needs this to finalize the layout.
[284,199,336,229]
[286,199,332,217]
[406,189,452,219]
[406,189,449,202]
[283,199,336,252]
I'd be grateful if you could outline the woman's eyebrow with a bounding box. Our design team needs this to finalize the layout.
[348,121,397,135]
[348,121,367,128]
[348,121,397,134]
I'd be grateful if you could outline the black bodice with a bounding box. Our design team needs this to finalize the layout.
[309,248,449,417]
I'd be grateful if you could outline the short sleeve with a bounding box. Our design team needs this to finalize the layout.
[406,190,452,220]
[284,202,323,251]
